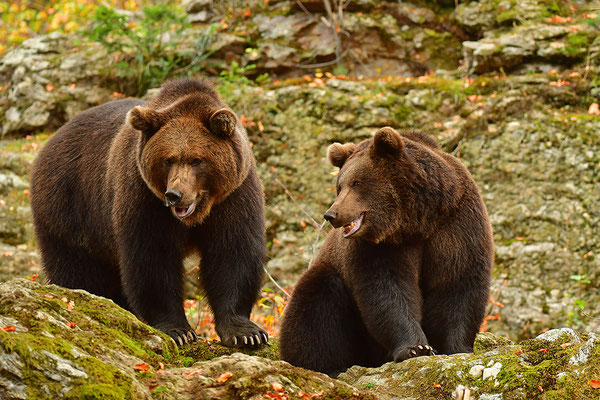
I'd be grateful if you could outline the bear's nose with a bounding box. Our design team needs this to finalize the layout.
[323,209,338,223]
[165,188,183,206]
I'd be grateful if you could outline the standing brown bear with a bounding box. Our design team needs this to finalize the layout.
[280,127,493,375]
[31,79,268,347]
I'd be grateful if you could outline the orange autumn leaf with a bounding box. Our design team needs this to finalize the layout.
[298,391,312,399]
[300,219,306,228]
[538,385,544,392]
[515,348,523,354]
[2,326,16,332]
[28,273,38,281]
[112,92,125,98]
[561,343,572,349]
[538,348,550,353]
[67,322,77,327]
[433,382,442,388]
[590,380,600,389]
[44,294,54,299]
[272,238,281,244]
[265,393,286,399]
[588,103,600,115]
[272,382,283,391]
[133,363,150,374]
[217,371,233,383]
[46,83,54,92]
[257,120,264,132]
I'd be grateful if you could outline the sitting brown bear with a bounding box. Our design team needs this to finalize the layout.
[30,79,268,347]
[280,127,493,375]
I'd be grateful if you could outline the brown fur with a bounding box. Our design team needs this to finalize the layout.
[31,79,268,347]
[280,127,493,375]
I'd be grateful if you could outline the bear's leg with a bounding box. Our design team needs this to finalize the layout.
[196,171,268,348]
[114,211,196,346]
[421,276,489,354]
[37,234,126,306]
[280,263,385,376]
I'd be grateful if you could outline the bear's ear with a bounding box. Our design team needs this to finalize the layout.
[209,108,237,137]
[327,142,356,168]
[372,127,403,157]
[126,106,164,136]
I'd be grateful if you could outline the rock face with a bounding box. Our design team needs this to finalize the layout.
[0,33,116,137]
[1,279,598,399]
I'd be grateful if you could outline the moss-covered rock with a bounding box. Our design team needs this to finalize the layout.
[338,329,600,400]
[0,278,375,399]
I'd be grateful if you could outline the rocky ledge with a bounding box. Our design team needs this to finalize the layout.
[1,278,598,399]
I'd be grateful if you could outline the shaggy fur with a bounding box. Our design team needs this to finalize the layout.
[280,127,493,375]
[30,79,268,347]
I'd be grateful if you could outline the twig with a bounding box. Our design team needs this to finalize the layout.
[263,266,290,297]
[308,221,327,268]
[269,166,324,231]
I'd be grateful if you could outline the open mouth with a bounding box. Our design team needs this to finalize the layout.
[174,201,196,219]
[343,213,364,238]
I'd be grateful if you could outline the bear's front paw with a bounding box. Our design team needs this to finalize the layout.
[393,344,436,362]
[157,324,199,347]
[217,316,268,348]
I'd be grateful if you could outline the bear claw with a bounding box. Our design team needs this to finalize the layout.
[394,344,436,361]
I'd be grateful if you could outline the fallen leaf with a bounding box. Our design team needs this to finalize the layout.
[560,343,572,349]
[272,382,283,391]
[272,238,281,245]
[433,382,442,388]
[46,83,54,92]
[538,385,544,392]
[590,380,600,389]
[2,326,16,332]
[134,363,150,374]
[588,103,600,115]
[298,391,312,399]
[257,121,264,132]
[67,322,77,327]
[515,349,523,355]
[216,371,233,383]
[44,294,54,299]
[112,92,125,98]
[538,348,550,353]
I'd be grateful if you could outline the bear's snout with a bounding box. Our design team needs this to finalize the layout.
[165,188,183,206]
[323,209,338,224]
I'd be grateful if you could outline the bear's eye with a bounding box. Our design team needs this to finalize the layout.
[352,180,361,187]
[164,158,175,167]
[190,158,202,166]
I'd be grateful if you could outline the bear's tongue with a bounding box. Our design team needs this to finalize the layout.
[343,214,364,238]
[175,202,195,218]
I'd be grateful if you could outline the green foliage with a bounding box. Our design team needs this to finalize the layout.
[86,4,215,96]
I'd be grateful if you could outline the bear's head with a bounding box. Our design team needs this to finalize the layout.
[126,81,251,226]
[325,127,447,243]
